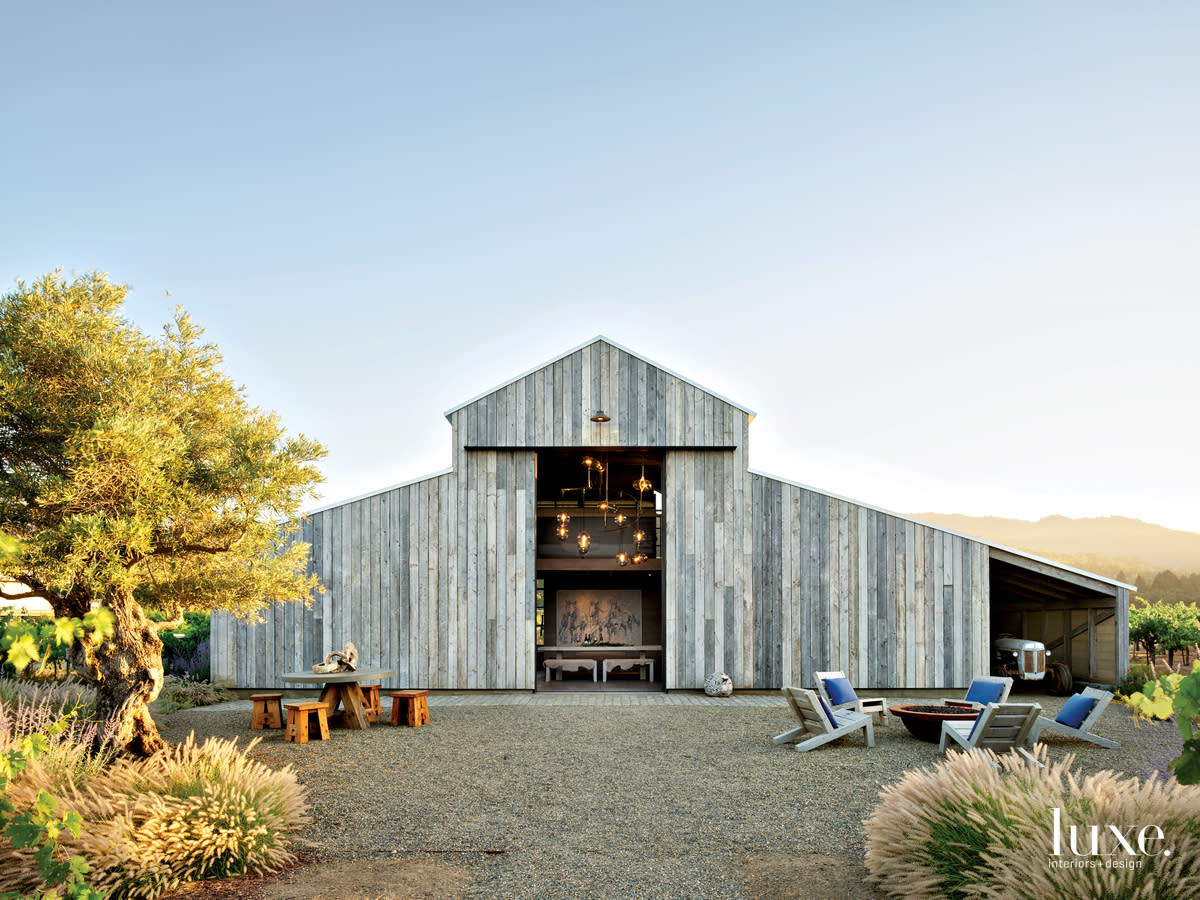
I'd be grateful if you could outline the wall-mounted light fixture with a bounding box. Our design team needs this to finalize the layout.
[590,410,611,422]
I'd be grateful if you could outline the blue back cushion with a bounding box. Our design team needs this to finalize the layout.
[824,676,858,705]
[965,680,1005,706]
[1056,694,1097,729]
[817,695,839,729]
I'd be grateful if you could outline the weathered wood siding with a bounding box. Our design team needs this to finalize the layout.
[211,451,536,690]
[662,441,754,689]
[450,340,748,449]
[751,474,990,689]
[211,337,1127,692]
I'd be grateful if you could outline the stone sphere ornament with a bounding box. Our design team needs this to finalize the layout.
[704,671,733,697]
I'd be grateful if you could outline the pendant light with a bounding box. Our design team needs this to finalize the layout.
[633,465,652,495]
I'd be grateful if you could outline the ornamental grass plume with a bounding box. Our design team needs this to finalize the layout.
[0,675,97,719]
[0,733,310,899]
[0,680,110,791]
[865,745,1200,899]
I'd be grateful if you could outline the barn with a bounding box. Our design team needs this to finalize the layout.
[211,337,1131,692]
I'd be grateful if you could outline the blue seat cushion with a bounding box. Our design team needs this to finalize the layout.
[1056,694,1097,729]
[824,676,858,706]
[964,680,1006,706]
[817,695,840,729]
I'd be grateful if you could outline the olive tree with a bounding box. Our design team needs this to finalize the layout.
[0,271,325,756]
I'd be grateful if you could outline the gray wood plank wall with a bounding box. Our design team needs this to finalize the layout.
[211,338,1124,692]
[211,451,536,690]
[662,441,754,689]
[450,340,747,448]
[750,474,990,689]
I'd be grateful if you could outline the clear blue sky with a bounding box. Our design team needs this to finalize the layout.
[4,3,1198,533]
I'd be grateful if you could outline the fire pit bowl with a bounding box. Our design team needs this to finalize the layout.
[889,704,980,743]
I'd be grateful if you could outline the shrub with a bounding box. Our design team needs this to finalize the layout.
[0,734,309,899]
[1,725,105,900]
[155,613,211,681]
[1128,663,1200,784]
[154,675,227,712]
[1117,663,1157,700]
[865,746,1200,899]
[0,677,97,718]
[0,684,111,793]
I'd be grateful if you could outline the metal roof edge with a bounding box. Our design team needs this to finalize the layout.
[985,545,1138,593]
[747,468,1137,593]
[305,467,454,515]
[443,334,757,421]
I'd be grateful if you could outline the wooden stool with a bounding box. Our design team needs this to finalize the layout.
[389,690,431,727]
[250,693,283,730]
[284,701,330,743]
[359,683,381,723]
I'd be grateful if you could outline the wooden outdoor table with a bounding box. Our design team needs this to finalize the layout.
[279,669,394,730]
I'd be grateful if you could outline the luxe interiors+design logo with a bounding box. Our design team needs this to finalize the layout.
[1048,806,1173,870]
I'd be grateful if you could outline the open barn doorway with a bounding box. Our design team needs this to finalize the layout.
[534,449,664,692]
[988,548,1128,692]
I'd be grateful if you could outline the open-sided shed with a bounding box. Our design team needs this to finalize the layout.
[211,337,1131,691]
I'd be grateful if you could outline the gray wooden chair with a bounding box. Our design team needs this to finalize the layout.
[815,669,890,725]
[939,701,1042,765]
[1029,687,1119,749]
[940,675,1013,708]
[773,687,875,752]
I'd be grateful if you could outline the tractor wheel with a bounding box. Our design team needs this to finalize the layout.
[1047,662,1073,696]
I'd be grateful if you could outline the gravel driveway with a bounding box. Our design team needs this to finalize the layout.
[154,690,1179,900]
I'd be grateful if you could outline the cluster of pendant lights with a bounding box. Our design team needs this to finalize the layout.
[558,456,653,564]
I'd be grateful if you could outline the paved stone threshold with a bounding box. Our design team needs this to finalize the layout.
[194,690,792,712]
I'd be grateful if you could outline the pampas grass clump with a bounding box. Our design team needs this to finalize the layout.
[865,746,1200,899]
[1,734,309,899]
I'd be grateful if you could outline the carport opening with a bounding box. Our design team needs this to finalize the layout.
[989,551,1123,688]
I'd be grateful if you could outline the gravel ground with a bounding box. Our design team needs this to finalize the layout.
[153,690,1181,900]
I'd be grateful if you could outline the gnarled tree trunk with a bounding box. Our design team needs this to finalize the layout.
[71,586,166,757]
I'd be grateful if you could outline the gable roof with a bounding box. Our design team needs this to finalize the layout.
[443,335,756,421]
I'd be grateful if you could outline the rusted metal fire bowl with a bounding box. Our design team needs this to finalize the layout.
[889,704,980,743]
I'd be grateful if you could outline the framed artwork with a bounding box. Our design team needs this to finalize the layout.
[556,589,642,645]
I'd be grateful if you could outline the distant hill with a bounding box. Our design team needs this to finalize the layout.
[908,514,1200,579]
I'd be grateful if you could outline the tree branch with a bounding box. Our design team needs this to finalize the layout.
[0,584,53,601]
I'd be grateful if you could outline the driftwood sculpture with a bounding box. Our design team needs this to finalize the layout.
[312,641,360,674]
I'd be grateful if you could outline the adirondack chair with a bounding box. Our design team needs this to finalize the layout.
[773,687,875,752]
[815,670,890,725]
[1029,687,1119,749]
[939,701,1042,765]
[940,675,1013,709]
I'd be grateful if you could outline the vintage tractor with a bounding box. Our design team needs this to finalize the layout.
[992,634,1074,695]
